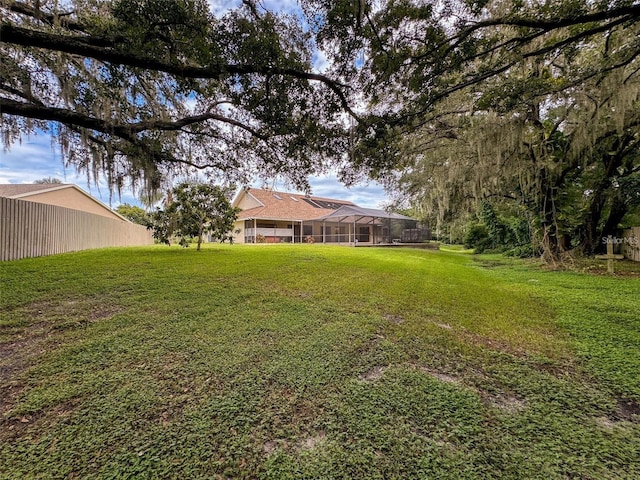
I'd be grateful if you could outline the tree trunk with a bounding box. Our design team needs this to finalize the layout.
[197,226,203,251]
[601,196,628,244]
[580,190,607,255]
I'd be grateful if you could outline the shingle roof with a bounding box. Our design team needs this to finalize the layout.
[237,188,357,221]
[0,183,68,198]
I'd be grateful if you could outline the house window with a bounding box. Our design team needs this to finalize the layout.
[303,225,313,236]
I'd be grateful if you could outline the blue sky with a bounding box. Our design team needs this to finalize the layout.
[0,134,389,209]
[0,0,389,209]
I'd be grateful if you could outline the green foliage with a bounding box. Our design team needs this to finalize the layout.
[504,244,540,258]
[464,203,533,254]
[463,223,491,252]
[148,182,238,250]
[480,202,507,247]
[378,2,640,259]
[1,246,639,478]
[115,203,150,225]
[619,174,640,209]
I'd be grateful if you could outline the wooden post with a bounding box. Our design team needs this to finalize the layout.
[595,235,624,274]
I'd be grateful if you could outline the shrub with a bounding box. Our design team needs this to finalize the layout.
[464,224,492,252]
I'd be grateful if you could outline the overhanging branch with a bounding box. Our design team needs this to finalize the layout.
[0,22,361,121]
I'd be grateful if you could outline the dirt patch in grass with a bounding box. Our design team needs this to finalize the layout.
[359,366,386,381]
[596,399,640,430]
[613,398,640,422]
[262,431,327,456]
[22,295,125,328]
[1,397,82,443]
[263,439,284,455]
[407,363,527,413]
[473,259,507,269]
[423,370,459,384]
[406,363,460,384]
[570,258,640,278]
[0,321,54,417]
[458,329,577,379]
[384,314,405,324]
[485,393,527,413]
[297,431,326,451]
[1,295,124,421]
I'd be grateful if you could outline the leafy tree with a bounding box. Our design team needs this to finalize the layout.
[33,177,62,184]
[4,0,640,261]
[115,203,149,225]
[381,4,640,259]
[1,0,355,194]
[148,182,239,250]
[3,1,639,193]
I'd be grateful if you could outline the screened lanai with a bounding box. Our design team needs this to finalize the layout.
[233,188,431,244]
[312,205,431,245]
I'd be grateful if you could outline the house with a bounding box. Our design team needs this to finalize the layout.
[0,183,127,221]
[232,187,429,244]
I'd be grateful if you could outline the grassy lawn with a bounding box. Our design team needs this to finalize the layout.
[1,245,639,479]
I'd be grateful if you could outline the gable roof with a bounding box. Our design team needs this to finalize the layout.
[235,188,357,221]
[0,183,129,222]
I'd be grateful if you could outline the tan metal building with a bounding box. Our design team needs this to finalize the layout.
[0,183,126,221]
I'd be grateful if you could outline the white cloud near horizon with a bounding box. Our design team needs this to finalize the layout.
[1,135,389,210]
[0,137,140,208]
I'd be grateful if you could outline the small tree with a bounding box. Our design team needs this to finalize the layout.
[149,183,239,250]
[115,203,150,225]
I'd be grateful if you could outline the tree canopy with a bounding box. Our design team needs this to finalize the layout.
[1,0,355,194]
[372,1,640,256]
[3,0,640,256]
[33,176,63,184]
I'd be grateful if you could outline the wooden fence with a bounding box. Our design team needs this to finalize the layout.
[621,227,640,262]
[0,197,154,261]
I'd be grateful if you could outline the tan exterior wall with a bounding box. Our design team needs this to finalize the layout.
[236,191,263,210]
[232,220,245,244]
[18,188,121,220]
[1,197,154,261]
[622,227,640,262]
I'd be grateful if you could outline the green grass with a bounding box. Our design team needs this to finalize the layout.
[1,245,639,479]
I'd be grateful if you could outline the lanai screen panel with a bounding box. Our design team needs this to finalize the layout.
[314,206,429,243]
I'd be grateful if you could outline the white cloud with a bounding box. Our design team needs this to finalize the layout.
[262,0,300,14]
[0,136,140,208]
[309,175,389,209]
[312,49,330,73]
[207,0,241,17]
